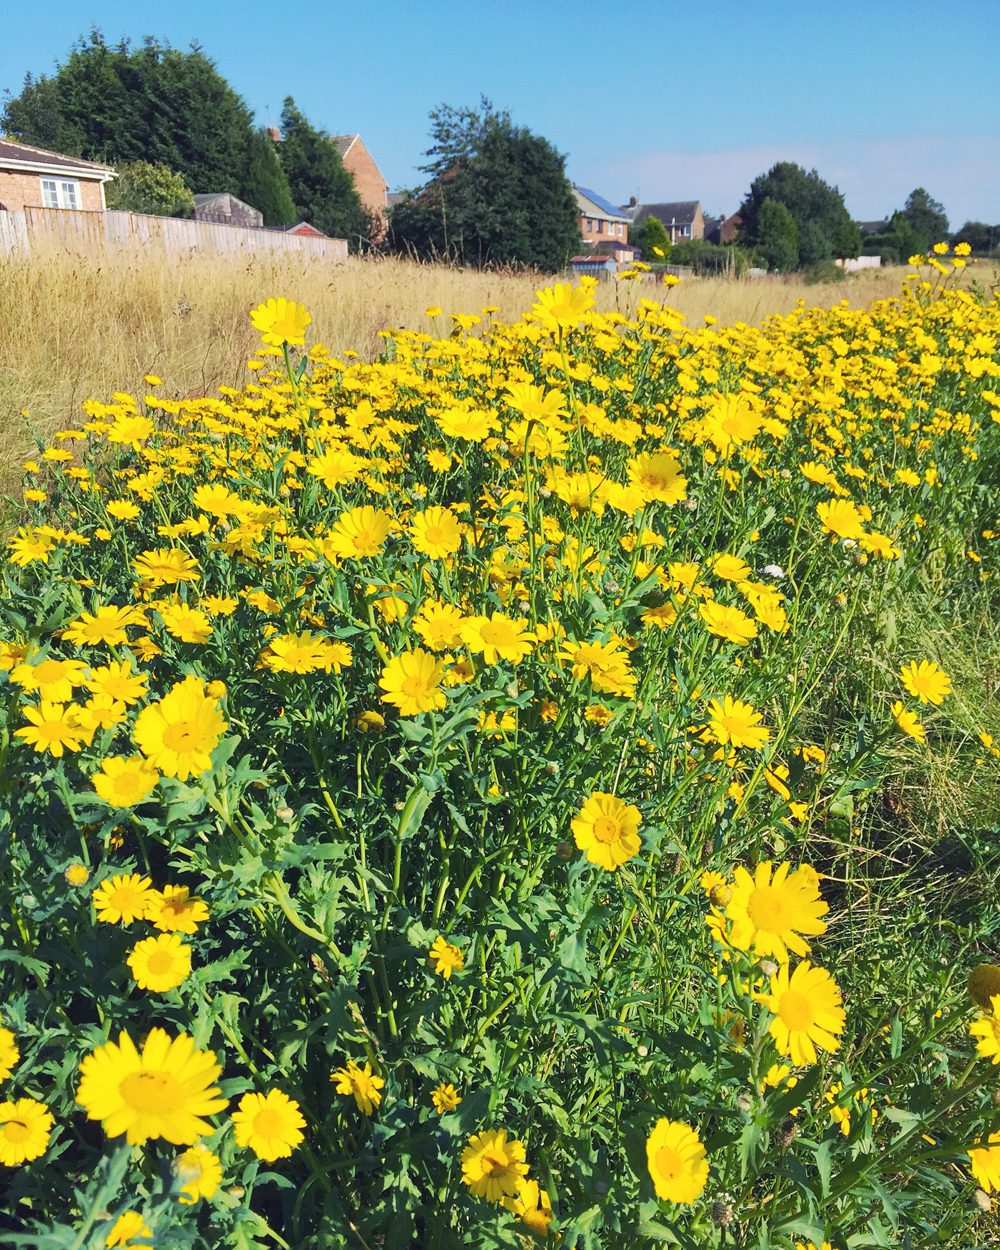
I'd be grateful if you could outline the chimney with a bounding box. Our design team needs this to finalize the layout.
[628,195,637,207]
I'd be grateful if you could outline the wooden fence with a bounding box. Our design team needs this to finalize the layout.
[0,207,348,262]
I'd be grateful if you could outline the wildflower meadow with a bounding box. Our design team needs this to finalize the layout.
[1,254,999,1249]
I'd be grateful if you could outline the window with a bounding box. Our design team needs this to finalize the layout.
[597,219,603,233]
[40,178,81,209]
[682,224,691,237]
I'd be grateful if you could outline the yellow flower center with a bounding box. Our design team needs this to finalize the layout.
[777,989,816,1032]
[653,1145,682,1179]
[147,950,178,976]
[402,674,432,697]
[592,815,621,844]
[110,886,143,911]
[253,1108,285,1137]
[120,1069,183,1112]
[33,660,64,684]
[746,884,791,933]
[3,1119,29,1143]
[481,1150,509,1175]
[163,722,198,751]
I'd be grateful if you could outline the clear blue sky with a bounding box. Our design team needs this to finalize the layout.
[3,0,998,225]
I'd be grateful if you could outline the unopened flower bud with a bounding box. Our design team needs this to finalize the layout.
[974,1188,992,1212]
[736,1093,753,1112]
[710,1201,735,1227]
[64,862,90,887]
[555,841,574,860]
[545,761,559,776]
[709,884,732,907]
[758,958,779,977]
[777,1117,799,1149]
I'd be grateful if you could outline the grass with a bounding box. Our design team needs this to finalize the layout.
[0,246,959,475]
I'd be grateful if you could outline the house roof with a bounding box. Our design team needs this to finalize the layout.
[0,137,115,179]
[331,134,357,158]
[574,185,630,223]
[624,200,701,225]
[194,193,260,212]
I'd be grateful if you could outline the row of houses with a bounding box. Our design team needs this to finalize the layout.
[0,133,724,269]
[0,133,390,240]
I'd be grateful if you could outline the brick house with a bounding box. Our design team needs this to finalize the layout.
[332,134,389,233]
[574,186,630,248]
[704,212,741,245]
[193,193,264,229]
[0,137,114,212]
[623,199,704,244]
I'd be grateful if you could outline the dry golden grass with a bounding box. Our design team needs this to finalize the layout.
[0,246,962,475]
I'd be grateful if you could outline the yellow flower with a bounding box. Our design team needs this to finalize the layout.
[379,649,447,716]
[409,506,463,559]
[173,1142,222,1204]
[15,702,86,757]
[92,756,161,808]
[435,406,498,442]
[76,1028,228,1145]
[148,885,209,934]
[133,675,228,781]
[725,861,828,961]
[969,1131,1000,1193]
[699,601,759,646]
[645,1119,709,1204]
[899,659,951,705]
[816,499,866,540]
[331,1060,385,1115]
[891,700,925,743]
[133,548,200,588]
[85,661,149,705]
[761,961,846,1065]
[461,612,534,665]
[431,1082,462,1114]
[703,697,769,749]
[324,506,395,559]
[103,1210,152,1247]
[250,297,311,346]
[700,393,765,453]
[92,873,157,925]
[305,445,365,489]
[128,932,192,993]
[559,638,636,697]
[10,656,88,702]
[62,604,138,647]
[971,994,1000,1065]
[0,1096,53,1167]
[232,1089,305,1160]
[0,1026,20,1082]
[572,791,642,872]
[628,451,688,504]
[429,935,465,979]
[461,1128,530,1202]
[158,601,213,645]
[530,281,595,332]
[502,1177,555,1235]
[414,600,466,651]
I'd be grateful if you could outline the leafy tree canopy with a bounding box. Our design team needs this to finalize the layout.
[755,198,799,273]
[104,161,194,217]
[902,187,949,252]
[3,33,258,195]
[737,161,859,268]
[277,98,368,248]
[950,220,1000,255]
[630,215,671,262]
[387,98,579,273]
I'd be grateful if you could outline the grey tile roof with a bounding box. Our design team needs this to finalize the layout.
[0,137,114,175]
[623,200,700,225]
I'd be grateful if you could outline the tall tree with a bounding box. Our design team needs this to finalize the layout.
[242,129,296,227]
[387,100,579,272]
[2,32,258,197]
[278,98,368,248]
[737,162,859,268]
[951,220,1000,254]
[755,198,799,272]
[105,161,195,217]
[902,188,949,252]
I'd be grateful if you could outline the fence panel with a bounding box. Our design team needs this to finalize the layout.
[0,208,348,262]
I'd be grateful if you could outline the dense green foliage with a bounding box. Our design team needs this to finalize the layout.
[738,162,860,269]
[951,220,1000,256]
[104,161,195,218]
[2,35,256,195]
[278,98,368,248]
[244,129,297,228]
[387,100,580,271]
[629,215,671,262]
[902,188,949,252]
[754,198,799,273]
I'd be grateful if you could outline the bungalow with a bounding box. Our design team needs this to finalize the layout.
[623,199,704,244]
[193,193,264,229]
[0,137,115,212]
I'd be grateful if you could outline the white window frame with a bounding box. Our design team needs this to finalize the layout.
[40,178,81,209]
